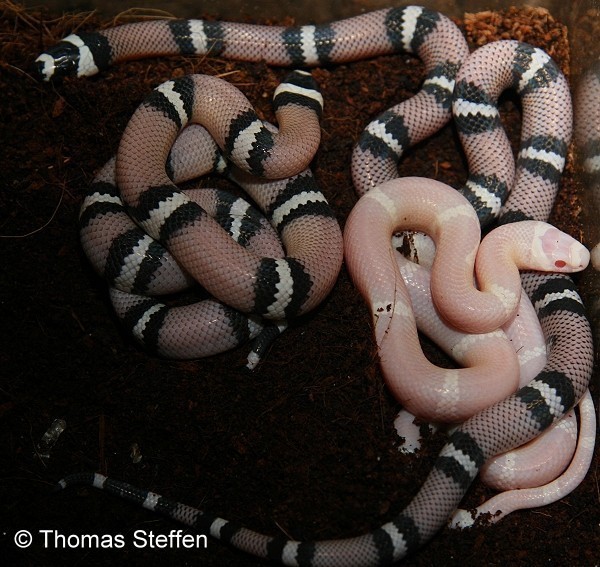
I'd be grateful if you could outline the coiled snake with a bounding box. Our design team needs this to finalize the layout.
[35,6,593,566]
[78,70,343,366]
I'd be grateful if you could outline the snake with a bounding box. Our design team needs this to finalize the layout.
[390,252,550,432]
[79,71,343,366]
[112,71,343,324]
[391,218,589,515]
[394,255,591,517]
[359,39,594,533]
[450,389,596,527]
[478,400,580,492]
[81,134,285,365]
[346,39,594,547]
[37,6,595,566]
[344,177,589,421]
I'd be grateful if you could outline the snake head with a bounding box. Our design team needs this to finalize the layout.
[536,223,590,272]
[34,32,109,81]
[34,41,81,81]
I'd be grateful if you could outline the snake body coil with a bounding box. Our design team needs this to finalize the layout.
[80,70,343,362]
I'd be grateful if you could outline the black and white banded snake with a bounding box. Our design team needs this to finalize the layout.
[35,6,594,566]
[78,69,343,368]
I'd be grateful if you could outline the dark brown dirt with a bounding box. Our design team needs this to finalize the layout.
[1,2,598,566]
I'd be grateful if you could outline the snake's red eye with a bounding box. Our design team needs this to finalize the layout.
[555,260,566,268]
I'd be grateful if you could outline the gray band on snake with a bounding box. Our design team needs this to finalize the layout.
[38,6,594,566]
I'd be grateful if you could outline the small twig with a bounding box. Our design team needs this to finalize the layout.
[110,7,177,26]
[530,509,552,518]
[70,9,98,35]
[2,62,43,85]
[0,184,65,239]
[274,520,294,540]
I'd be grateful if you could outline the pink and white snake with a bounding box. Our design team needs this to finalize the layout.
[36,5,595,566]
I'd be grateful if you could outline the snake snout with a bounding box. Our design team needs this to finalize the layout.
[540,225,590,272]
[34,42,80,81]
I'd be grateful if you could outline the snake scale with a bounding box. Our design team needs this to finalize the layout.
[35,5,594,566]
